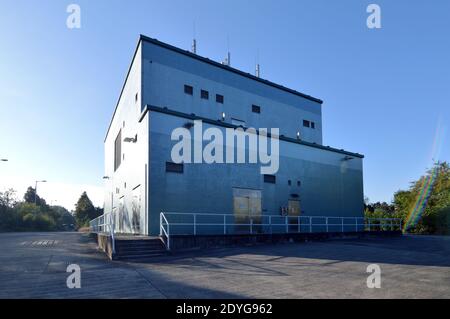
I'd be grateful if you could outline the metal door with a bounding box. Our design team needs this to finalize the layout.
[233,188,262,234]
[288,200,301,232]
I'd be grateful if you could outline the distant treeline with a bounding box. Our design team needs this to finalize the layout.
[0,187,102,232]
[2,162,449,234]
[365,161,450,235]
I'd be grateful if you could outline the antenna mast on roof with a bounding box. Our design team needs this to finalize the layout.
[192,39,197,54]
[222,36,231,66]
[255,49,261,77]
[191,21,197,54]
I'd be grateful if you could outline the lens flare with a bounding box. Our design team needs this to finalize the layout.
[403,120,446,233]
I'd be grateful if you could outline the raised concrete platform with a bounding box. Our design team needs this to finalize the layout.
[93,230,402,259]
[168,231,402,251]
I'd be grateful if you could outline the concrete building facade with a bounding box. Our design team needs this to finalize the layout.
[103,35,364,236]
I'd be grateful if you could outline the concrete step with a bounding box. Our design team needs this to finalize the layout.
[116,246,166,253]
[116,245,165,252]
[115,252,168,260]
[116,243,165,249]
[116,248,166,255]
[112,236,167,260]
[115,239,163,245]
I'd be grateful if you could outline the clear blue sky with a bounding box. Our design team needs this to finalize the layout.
[0,0,449,209]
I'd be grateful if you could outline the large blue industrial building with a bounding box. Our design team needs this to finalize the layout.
[103,35,364,237]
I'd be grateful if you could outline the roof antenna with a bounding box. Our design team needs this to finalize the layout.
[222,36,231,66]
[191,21,197,54]
[255,49,260,78]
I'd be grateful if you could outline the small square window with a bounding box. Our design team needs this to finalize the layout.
[166,162,184,174]
[184,85,193,95]
[311,122,315,129]
[216,94,224,104]
[201,90,209,100]
[264,174,276,184]
[303,120,310,128]
[252,104,261,114]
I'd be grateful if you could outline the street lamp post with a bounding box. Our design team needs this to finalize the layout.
[35,180,47,204]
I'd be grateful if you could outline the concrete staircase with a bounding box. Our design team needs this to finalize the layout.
[113,236,168,261]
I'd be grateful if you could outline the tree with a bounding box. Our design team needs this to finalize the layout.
[1,188,81,232]
[366,161,450,235]
[0,189,17,207]
[74,192,101,228]
[23,186,47,207]
[51,206,76,230]
[0,189,19,231]
[393,161,450,234]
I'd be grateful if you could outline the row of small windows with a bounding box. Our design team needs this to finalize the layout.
[166,163,301,186]
[184,85,224,104]
[264,175,301,186]
[185,84,263,114]
[184,84,316,131]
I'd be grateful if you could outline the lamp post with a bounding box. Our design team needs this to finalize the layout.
[35,180,47,204]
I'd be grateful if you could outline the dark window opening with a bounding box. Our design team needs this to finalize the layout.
[264,174,276,184]
[297,180,301,187]
[184,85,193,95]
[166,162,184,174]
[135,92,138,103]
[201,90,209,100]
[288,180,292,186]
[303,120,310,128]
[216,94,224,104]
[311,122,315,129]
[114,130,122,171]
[252,104,261,114]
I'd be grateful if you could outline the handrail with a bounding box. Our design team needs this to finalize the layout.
[160,212,170,250]
[159,212,402,251]
[89,212,115,255]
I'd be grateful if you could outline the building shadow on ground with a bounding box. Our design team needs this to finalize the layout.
[134,235,450,269]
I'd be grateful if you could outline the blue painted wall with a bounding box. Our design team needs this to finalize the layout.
[104,37,364,236]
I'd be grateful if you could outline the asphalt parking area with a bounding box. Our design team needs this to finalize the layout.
[0,232,449,298]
